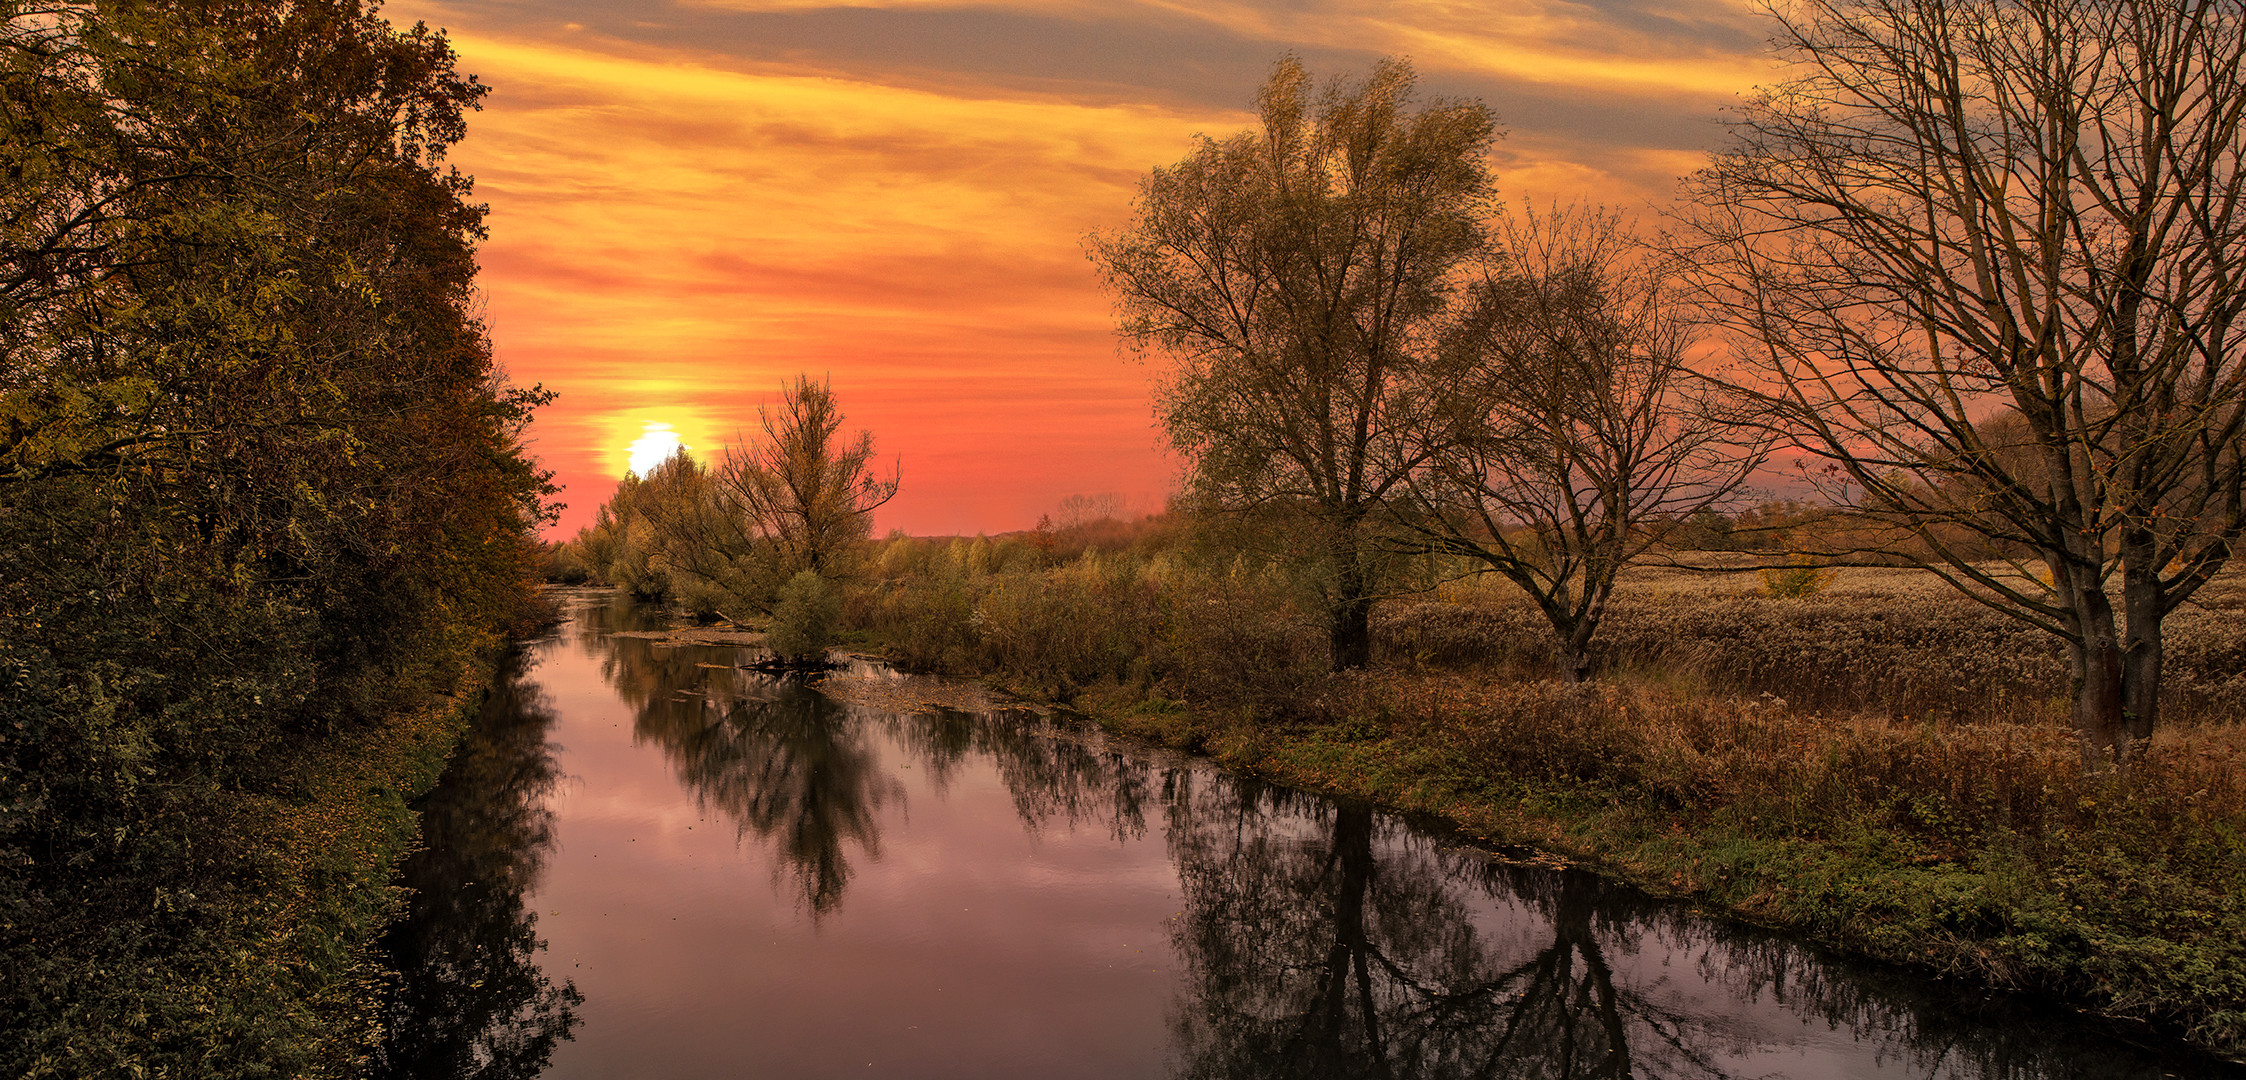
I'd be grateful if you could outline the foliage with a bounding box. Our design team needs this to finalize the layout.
[1676,0,2246,760]
[558,376,895,620]
[768,570,842,664]
[853,529,1324,710]
[1093,55,1499,669]
[712,374,897,585]
[0,3,552,1074]
[1758,556,1836,599]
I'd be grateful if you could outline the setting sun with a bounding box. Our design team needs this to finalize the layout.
[625,422,687,477]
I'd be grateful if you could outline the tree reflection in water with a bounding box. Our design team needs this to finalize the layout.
[1164,777,1727,1080]
[1162,774,2205,1080]
[611,636,899,916]
[890,704,1154,844]
[572,593,2223,1080]
[596,607,1159,916]
[373,651,582,1080]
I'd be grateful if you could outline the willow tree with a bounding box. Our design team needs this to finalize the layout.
[1675,0,2246,764]
[1092,56,1498,670]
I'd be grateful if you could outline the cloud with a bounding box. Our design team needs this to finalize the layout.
[383,0,1773,534]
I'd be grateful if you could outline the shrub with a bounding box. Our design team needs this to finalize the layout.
[769,571,842,663]
[1759,556,1837,598]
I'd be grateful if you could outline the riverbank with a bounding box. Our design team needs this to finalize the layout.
[1068,674,2246,1058]
[846,551,2246,1058]
[3,664,488,1080]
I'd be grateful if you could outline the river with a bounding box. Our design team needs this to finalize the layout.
[372,588,2237,1079]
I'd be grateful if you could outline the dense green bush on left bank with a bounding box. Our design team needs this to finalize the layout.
[0,3,552,1075]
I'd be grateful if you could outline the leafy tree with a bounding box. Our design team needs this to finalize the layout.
[768,569,842,664]
[1403,207,1762,683]
[717,374,899,583]
[1675,0,2246,763]
[1093,56,1498,670]
[566,377,896,623]
[0,2,553,1071]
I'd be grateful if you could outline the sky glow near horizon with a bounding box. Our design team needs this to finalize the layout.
[379,0,1776,537]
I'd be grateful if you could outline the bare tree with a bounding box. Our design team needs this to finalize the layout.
[1054,492,1125,529]
[1092,56,1498,669]
[1405,207,1763,683]
[718,375,899,584]
[1674,0,2246,763]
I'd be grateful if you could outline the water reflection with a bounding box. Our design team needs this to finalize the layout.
[1165,782,1729,1079]
[373,652,582,1080]
[1158,780,2217,1080]
[891,705,1154,844]
[646,677,897,916]
[591,606,1163,916]
[388,591,2237,1080]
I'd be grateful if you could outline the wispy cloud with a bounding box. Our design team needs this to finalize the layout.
[385,0,1771,534]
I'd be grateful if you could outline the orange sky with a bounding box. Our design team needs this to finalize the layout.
[380,0,1775,537]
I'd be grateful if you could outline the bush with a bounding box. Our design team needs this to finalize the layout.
[769,571,842,663]
[1759,555,1837,598]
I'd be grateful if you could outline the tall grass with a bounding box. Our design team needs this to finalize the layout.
[1376,573,2246,726]
[850,536,1323,709]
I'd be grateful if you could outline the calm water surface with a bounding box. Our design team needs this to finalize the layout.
[375,589,2238,1079]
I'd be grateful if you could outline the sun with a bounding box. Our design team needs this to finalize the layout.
[626,422,686,477]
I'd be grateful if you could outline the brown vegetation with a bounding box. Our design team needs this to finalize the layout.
[842,536,2246,1052]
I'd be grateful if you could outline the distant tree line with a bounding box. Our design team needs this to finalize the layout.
[0,1,552,1073]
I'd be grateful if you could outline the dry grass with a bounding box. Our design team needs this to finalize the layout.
[1379,566,2246,726]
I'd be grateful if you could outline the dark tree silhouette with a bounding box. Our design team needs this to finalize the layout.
[373,654,582,1080]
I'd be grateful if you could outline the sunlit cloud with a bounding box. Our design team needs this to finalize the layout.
[385,0,1772,535]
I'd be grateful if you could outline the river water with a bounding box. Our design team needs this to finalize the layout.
[374,588,2236,1079]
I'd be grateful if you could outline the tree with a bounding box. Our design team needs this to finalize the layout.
[1093,56,1498,670]
[1404,207,1763,683]
[716,374,898,585]
[1674,0,2246,763]
[1,1,556,1071]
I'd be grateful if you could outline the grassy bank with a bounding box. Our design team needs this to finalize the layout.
[846,538,2246,1056]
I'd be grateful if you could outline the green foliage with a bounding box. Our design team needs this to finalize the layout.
[768,571,842,663]
[0,3,553,1074]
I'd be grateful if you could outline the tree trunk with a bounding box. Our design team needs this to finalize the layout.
[1328,528,1374,671]
[2120,554,2166,753]
[2071,637,2126,768]
[1330,597,1373,671]
[2064,569,2128,766]
[1555,604,1603,685]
